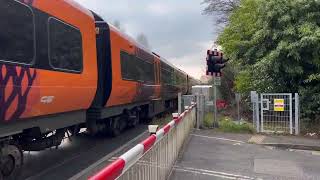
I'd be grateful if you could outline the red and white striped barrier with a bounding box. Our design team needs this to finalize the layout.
[89,104,196,180]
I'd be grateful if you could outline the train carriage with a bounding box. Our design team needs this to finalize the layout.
[0,0,199,179]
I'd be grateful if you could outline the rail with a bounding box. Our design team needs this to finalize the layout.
[89,103,197,180]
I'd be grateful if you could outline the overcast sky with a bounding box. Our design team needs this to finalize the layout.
[74,0,218,79]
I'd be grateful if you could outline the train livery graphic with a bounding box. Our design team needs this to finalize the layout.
[0,65,38,122]
[0,0,200,179]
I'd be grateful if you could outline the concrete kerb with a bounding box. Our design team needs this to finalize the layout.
[261,143,320,151]
[248,134,320,151]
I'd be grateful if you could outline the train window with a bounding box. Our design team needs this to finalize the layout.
[48,17,83,73]
[121,51,133,80]
[0,0,35,65]
[137,58,155,84]
[121,51,140,81]
[135,57,145,81]
[121,51,155,84]
[161,69,172,85]
[143,61,155,83]
[161,62,173,85]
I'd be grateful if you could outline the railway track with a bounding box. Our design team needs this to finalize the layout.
[20,125,149,180]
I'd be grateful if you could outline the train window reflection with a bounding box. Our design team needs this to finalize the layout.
[48,17,83,73]
[161,62,174,85]
[0,0,35,65]
[120,51,155,84]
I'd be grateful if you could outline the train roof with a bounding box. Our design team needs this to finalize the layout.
[108,24,189,74]
[61,0,95,19]
[108,23,194,78]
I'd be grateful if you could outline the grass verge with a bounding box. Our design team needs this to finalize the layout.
[219,116,255,134]
[203,113,255,134]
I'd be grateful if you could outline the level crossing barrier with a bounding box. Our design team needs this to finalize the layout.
[89,103,197,180]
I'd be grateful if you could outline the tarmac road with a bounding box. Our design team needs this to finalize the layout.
[20,125,148,180]
[170,130,320,180]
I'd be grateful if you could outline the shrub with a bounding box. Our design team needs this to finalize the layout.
[219,117,255,133]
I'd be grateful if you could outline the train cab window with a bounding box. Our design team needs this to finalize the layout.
[0,0,35,65]
[48,18,83,73]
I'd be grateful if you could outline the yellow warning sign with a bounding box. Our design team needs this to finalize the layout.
[274,99,284,112]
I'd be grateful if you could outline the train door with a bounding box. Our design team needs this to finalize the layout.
[154,59,161,99]
[29,1,98,122]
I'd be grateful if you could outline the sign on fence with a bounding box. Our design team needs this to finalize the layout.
[214,76,221,86]
[274,99,285,112]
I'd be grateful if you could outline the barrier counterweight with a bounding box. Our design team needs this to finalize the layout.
[89,105,196,180]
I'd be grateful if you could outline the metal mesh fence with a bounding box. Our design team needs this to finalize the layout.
[261,93,292,134]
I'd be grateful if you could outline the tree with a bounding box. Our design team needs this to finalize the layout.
[136,33,151,49]
[202,0,240,25]
[216,0,320,131]
[112,20,125,33]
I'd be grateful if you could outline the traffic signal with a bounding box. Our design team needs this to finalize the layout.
[206,49,228,76]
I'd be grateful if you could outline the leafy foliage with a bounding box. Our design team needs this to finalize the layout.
[216,0,320,130]
[211,64,237,103]
[203,113,214,128]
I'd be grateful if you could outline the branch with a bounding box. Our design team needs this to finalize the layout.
[202,0,240,24]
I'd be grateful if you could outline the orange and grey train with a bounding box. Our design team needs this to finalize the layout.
[0,0,199,178]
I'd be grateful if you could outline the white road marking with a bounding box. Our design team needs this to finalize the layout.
[233,143,242,146]
[173,166,256,180]
[190,134,245,143]
[174,168,237,179]
[68,131,147,180]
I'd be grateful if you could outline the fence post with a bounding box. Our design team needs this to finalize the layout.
[289,94,293,134]
[256,99,260,132]
[295,93,299,135]
[178,93,182,114]
[251,91,260,133]
[196,94,200,129]
[213,77,217,128]
[236,93,241,123]
[195,95,205,129]
[252,103,256,130]
[199,95,205,129]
